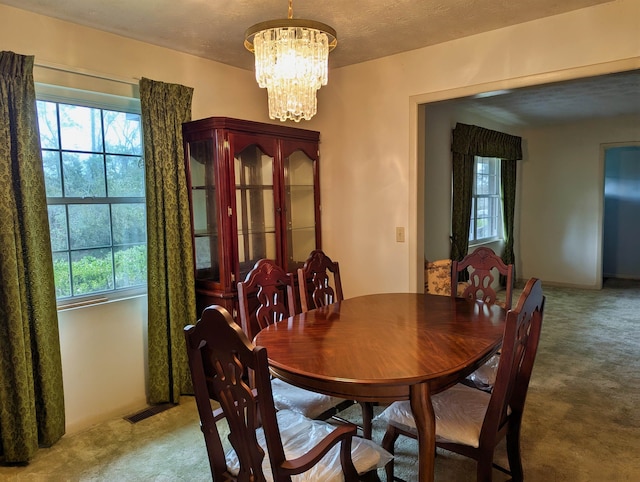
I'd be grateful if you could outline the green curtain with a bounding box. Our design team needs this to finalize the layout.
[0,51,65,462]
[450,123,522,277]
[501,158,517,277]
[450,150,475,262]
[140,77,196,404]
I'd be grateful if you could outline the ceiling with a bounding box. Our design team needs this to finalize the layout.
[3,0,638,126]
[432,69,640,126]
[0,0,613,70]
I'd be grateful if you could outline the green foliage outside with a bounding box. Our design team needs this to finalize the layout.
[53,245,147,299]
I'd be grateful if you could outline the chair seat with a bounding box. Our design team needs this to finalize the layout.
[466,353,500,391]
[226,409,393,481]
[271,378,349,419]
[377,383,497,448]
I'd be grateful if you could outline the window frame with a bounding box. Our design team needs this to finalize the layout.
[469,156,503,246]
[36,84,147,308]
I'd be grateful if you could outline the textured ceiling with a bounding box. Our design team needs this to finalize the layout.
[437,69,640,126]
[1,0,612,70]
[3,0,637,126]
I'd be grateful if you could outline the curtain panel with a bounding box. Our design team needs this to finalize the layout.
[0,51,65,463]
[450,123,522,277]
[140,78,196,404]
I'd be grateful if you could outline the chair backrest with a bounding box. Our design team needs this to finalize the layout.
[480,277,545,446]
[297,250,344,312]
[424,258,454,295]
[238,259,297,341]
[451,246,514,309]
[184,305,285,481]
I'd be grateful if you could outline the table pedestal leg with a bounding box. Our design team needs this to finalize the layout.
[410,383,435,482]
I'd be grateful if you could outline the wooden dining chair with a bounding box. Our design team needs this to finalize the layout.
[184,304,391,481]
[378,277,545,482]
[297,249,344,312]
[452,247,515,391]
[297,250,374,439]
[238,258,354,421]
[452,246,514,310]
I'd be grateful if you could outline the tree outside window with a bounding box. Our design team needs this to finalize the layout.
[37,100,147,301]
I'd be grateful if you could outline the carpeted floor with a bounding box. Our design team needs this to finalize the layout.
[1,280,639,481]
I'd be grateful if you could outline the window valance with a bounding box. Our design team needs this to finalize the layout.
[452,123,522,160]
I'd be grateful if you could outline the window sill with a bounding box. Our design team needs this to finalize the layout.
[469,238,503,249]
[57,290,147,312]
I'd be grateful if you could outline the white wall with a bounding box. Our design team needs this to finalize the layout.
[0,3,266,434]
[316,0,640,296]
[57,297,147,433]
[519,115,640,288]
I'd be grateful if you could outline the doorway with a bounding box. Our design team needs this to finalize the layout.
[603,145,640,281]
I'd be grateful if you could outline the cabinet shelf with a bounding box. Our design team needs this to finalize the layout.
[183,116,321,321]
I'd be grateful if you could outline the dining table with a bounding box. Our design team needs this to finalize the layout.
[253,292,507,482]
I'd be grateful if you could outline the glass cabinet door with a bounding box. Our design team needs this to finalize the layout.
[188,139,220,284]
[284,149,316,272]
[235,144,277,281]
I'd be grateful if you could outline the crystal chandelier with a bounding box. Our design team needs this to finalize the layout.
[244,0,337,122]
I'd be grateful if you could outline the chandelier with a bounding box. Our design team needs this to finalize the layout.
[244,0,337,122]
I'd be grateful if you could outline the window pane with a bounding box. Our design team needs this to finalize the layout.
[42,150,63,197]
[62,152,106,197]
[59,104,103,152]
[476,197,489,219]
[37,101,59,149]
[71,248,114,295]
[114,244,147,289]
[471,156,502,243]
[477,217,490,240]
[112,203,146,245]
[38,94,146,301]
[48,205,68,251]
[52,252,71,298]
[103,110,142,155]
[106,155,145,196]
[68,204,111,249]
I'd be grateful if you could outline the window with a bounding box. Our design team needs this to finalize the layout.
[469,156,502,244]
[37,91,146,302]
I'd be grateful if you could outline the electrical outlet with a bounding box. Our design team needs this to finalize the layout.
[396,227,405,243]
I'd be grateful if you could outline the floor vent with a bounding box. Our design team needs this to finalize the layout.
[124,403,175,424]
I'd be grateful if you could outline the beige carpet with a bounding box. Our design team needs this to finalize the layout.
[1,280,639,481]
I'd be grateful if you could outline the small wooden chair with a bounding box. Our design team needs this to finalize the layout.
[297,249,344,312]
[184,305,391,481]
[379,278,545,482]
[452,247,515,391]
[238,258,353,421]
[451,246,514,310]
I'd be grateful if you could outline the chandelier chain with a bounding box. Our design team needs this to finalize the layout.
[288,0,293,19]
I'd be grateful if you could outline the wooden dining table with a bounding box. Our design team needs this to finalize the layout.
[254,292,507,482]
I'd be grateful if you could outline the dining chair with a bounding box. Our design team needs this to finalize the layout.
[297,249,344,312]
[378,277,545,482]
[452,247,515,391]
[451,246,514,310]
[297,249,374,439]
[238,258,354,421]
[184,304,391,481]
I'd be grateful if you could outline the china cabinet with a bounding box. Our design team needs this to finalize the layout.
[182,117,321,318]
